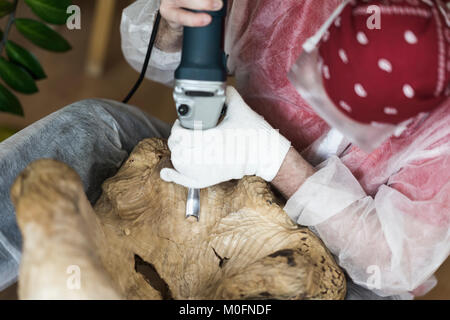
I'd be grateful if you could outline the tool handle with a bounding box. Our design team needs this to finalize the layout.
[175,1,227,82]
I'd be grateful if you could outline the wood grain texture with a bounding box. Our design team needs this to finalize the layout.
[10,138,346,300]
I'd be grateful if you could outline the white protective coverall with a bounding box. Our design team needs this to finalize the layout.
[121,0,450,298]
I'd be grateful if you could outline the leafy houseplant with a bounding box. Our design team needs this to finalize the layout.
[0,0,72,116]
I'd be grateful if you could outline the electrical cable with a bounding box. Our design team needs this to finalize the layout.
[122,11,162,104]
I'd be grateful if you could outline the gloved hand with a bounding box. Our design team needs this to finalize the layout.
[160,86,291,189]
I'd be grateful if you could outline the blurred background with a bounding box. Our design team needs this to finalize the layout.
[0,0,448,300]
[0,0,177,137]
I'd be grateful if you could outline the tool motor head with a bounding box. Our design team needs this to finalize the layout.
[174,79,226,130]
[173,1,228,130]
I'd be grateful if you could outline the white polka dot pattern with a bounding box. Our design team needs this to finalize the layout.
[339,100,352,112]
[403,84,415,98]
[323,65,330,79]
[338,49,348,63]
[334,17,341,27]
[357,32,369,45]
[378,59,393,73]
[384,107,398,115]
[354,83,368,97]
[318,0,449,125]
[404,30,418,44]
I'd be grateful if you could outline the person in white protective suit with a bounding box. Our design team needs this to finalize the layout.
[121,0,450,298]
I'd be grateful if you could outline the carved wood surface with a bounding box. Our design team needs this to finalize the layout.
[11,138,346,300]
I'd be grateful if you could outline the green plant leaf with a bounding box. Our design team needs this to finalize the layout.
[0,0,14,18]
[0,57,38,94]
[24,0,71,25]
[6,40,46,79]
[0,83,23,116]
[15,18,72,52]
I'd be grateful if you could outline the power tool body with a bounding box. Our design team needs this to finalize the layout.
[173,2,228,221]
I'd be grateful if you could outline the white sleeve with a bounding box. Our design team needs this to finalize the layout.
[120,0,181,86]
[284,156,450,297]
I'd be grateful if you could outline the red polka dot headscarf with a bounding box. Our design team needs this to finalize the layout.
[318,0,450,125]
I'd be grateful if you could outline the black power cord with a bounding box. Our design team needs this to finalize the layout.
[123,11,162,104]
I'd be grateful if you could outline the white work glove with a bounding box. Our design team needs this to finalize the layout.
[160,86,291,189]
